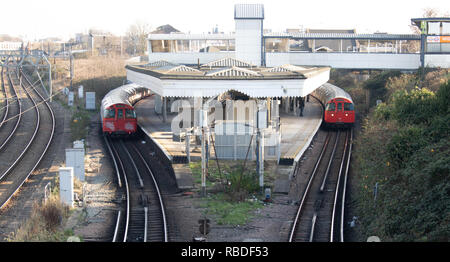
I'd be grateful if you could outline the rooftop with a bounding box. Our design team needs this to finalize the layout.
[125,58,331,98]
[234,4,264,19]
[126,58,328,80]
[411,17,450,30]
[263,32,420,40]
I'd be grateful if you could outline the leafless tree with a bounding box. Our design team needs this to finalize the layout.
[422,8,441,18]
[410,8,450,33]
[126,20,152,56]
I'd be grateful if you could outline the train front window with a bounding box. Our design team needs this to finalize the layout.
[117,109,124,119]
[344,103,354,111]
[125,109,136,119]
[105,109,115,118]
[337,103,342,111]
[326,103,336,111]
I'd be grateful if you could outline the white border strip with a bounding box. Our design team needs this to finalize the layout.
[293,106,323,164]
[139,125,173,161]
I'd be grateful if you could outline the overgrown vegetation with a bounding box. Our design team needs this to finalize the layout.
[189,160,270,225]
[48,57,127,141]
[354,69,449,241]
[71,57,127,107]
[201,193,262,225]
[329,69,369,113]
[7,194,74,242]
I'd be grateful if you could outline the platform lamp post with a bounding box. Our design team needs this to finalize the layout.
[200,107,208,197]
[256,103,267,194]
[185,128,191,164]
[70,45,73,91]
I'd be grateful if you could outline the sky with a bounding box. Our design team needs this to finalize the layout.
[0,0,448,41]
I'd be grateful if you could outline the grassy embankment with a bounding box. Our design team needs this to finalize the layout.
[350,68,449,241]
[189,159,278,225]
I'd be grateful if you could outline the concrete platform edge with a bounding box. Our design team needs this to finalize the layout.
[140,125,173,161]
[139,124,195,190]
[293,118,322,164]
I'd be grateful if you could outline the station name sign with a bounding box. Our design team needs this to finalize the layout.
[427,36,450,43]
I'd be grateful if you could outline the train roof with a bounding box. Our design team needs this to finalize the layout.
[101,83,149,109]
[325,82,353,102]
[313,82,353,104]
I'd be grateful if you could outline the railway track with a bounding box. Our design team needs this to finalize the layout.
[104,135,168,242]
[289,129,353,242]
[0,68,55,209]
[0,70,22,152]
[0,69,9,130]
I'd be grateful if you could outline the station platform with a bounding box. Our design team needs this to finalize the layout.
[134,96,205,162]
[135,96,322,191]
[134,96,322,190]
[278,99,323,165]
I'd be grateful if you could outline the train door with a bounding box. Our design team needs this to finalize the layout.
[124,108,137,133]
[116,107,125,130]
[335,101,345,123]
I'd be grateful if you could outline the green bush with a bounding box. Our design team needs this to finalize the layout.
[354,73,450,242]
[374,102,392,120]
[390,88,436,126]
[386,126,427,168]
[203,194,262,225]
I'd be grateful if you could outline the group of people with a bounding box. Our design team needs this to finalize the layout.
[287,95,309,117]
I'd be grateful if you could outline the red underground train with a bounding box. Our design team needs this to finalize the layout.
[101,83,151,136]
[312,83,355,128]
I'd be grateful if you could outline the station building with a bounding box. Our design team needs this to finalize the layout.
[127,57,328,162]
[127,4,449,165]
[146,4,450,70]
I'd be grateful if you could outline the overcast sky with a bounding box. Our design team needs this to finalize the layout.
[0,0,448,41]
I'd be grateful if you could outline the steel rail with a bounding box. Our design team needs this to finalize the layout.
[340,129,353,242]
[103,134,122,188]
[112,210,121,242]
[106,136,130,242]
[0,81,44,108]
[309,213,318,242]
[104,134,124,242]
[0,70,9,129]
[130,142,169,242]
[144,207,148,242]
[119,140,149,242]
[0,69,55,209]
[330,130,349,242]
[120,140,144,188]
[319,130,340,192]
[0,72,22,152]
[0,71,40,182]
[288,131,331,242]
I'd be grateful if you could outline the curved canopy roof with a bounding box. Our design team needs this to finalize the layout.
[126,58,330,98]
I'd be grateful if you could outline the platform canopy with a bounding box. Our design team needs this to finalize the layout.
[125,57,330,98]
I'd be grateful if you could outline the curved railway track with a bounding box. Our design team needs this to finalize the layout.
[0,68,55,209]
[104,136,168,242]
[0,70,9,130]
[0,70,22,152]
[289,129,353,242]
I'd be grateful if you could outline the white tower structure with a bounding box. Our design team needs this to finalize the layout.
[234,4,264,66]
